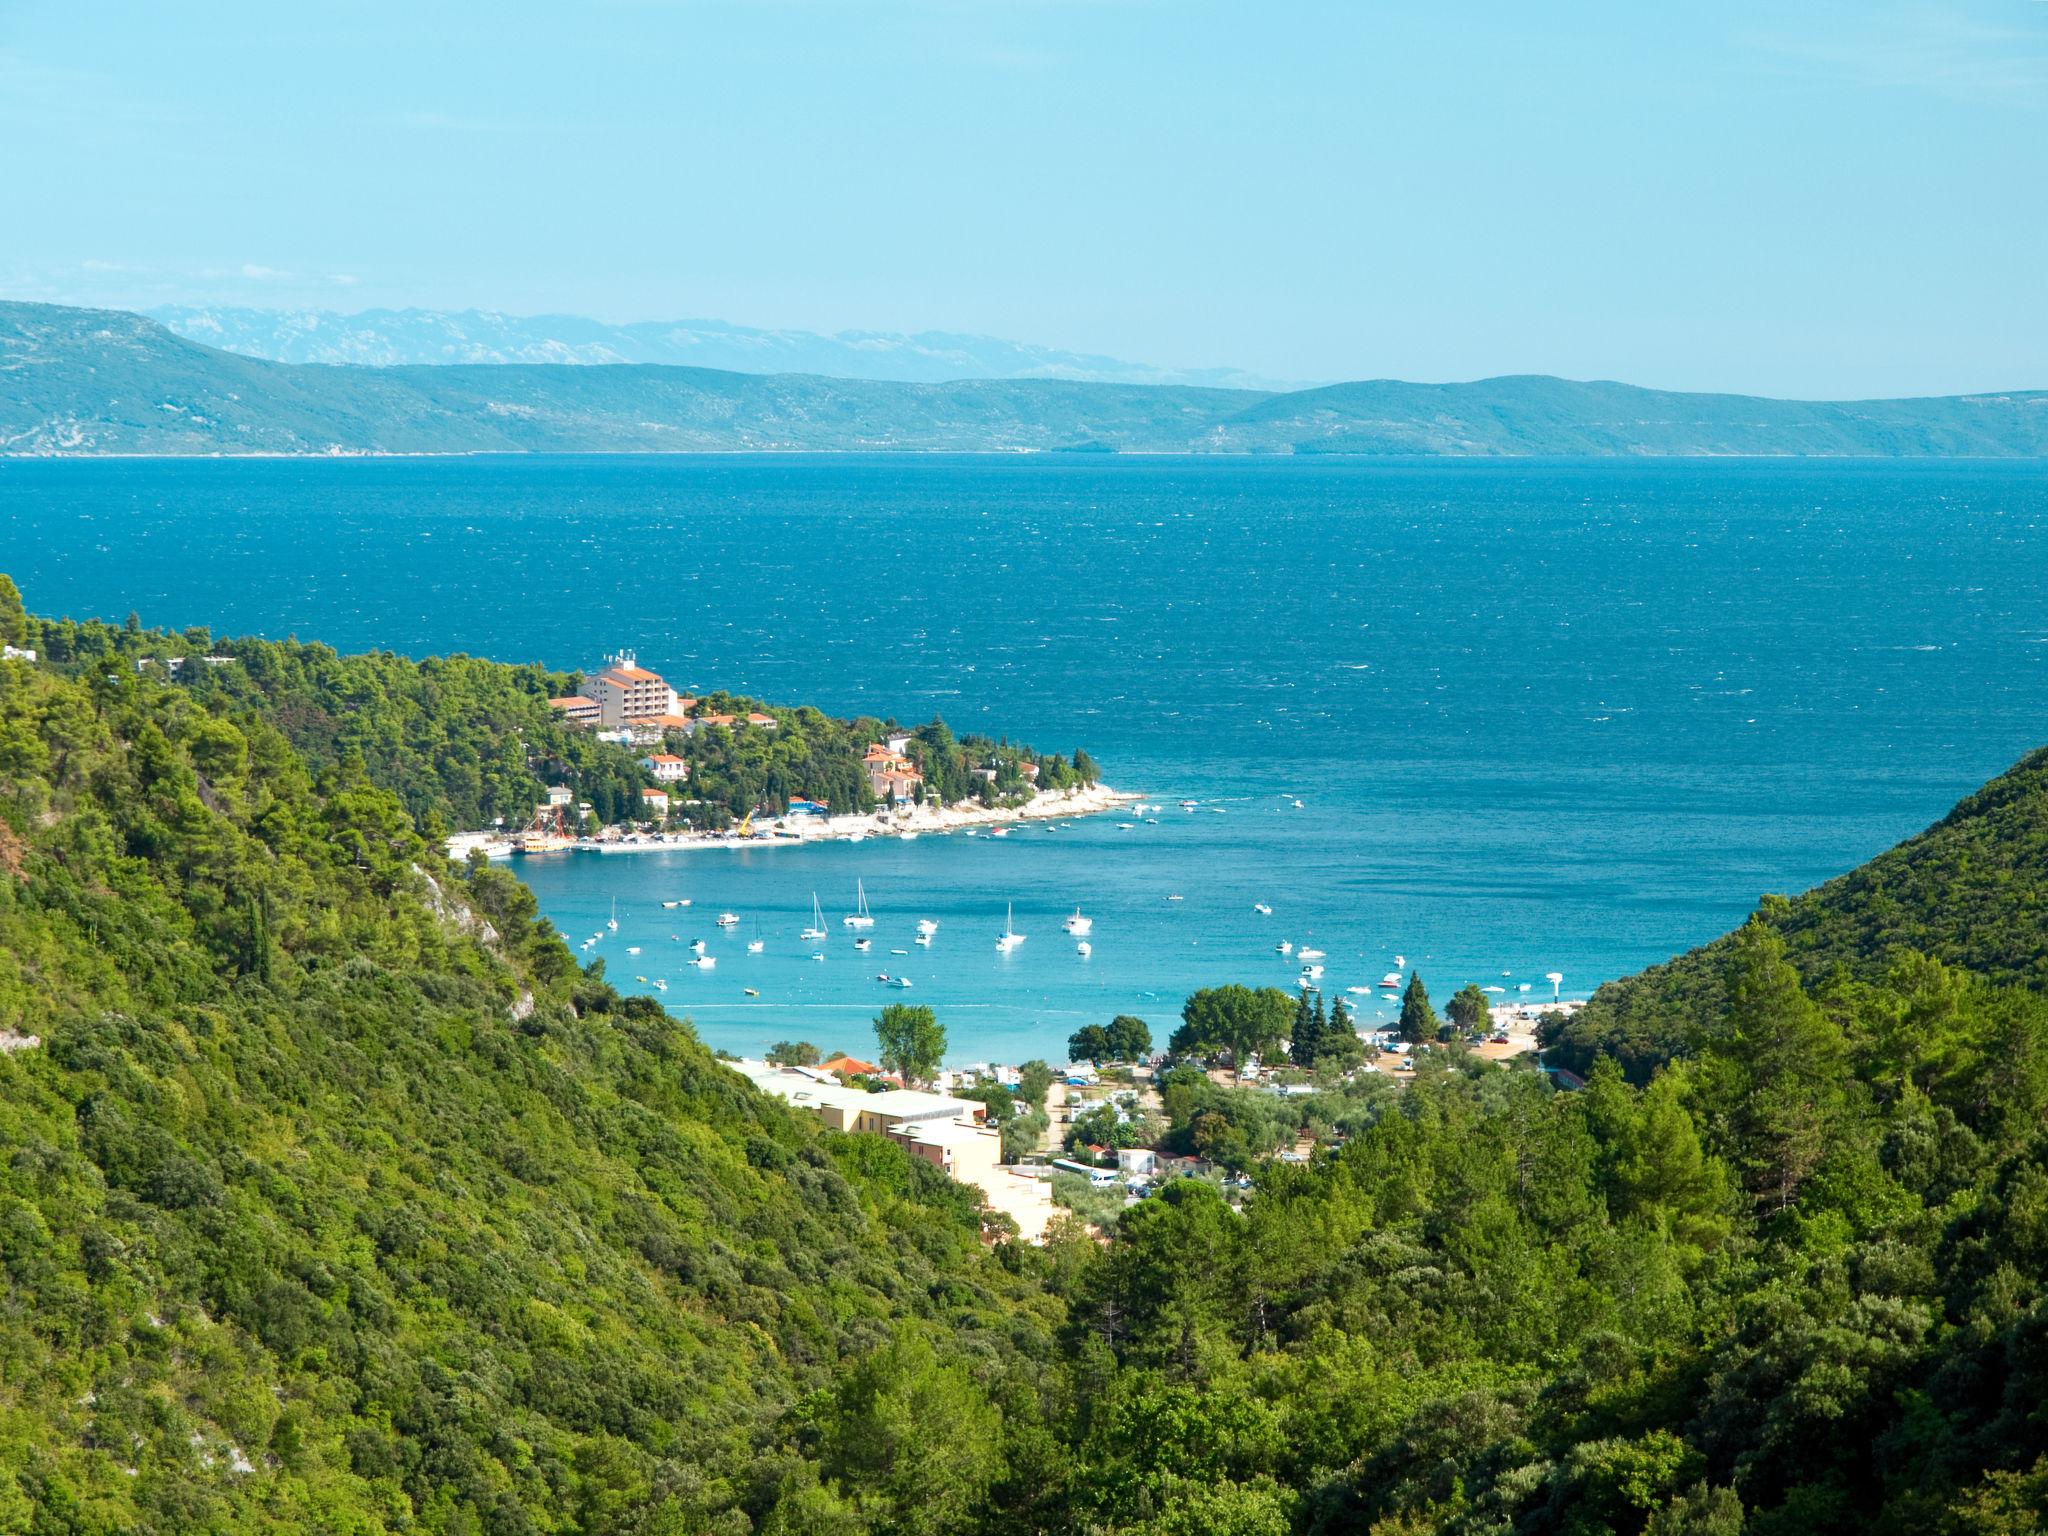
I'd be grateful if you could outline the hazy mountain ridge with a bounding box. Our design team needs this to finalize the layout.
[7,301,2046,457]
[148,303,1290,389]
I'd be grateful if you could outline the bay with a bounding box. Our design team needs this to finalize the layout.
[6,452,2045,1063]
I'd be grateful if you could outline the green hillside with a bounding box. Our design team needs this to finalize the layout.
[0,581,1043,1532]
[6,301,2046,457]
[1547,744,2048,1081]
[8,575,2048,1534]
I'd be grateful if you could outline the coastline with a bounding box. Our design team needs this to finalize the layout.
[447,782,1138,861]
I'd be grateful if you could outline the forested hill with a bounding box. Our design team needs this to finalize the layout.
[1546,743,2048,1081]
[10,601,1093,834]
[7,299,2048,457]
[10,575,2048,1528]
[0,581,1051,1531]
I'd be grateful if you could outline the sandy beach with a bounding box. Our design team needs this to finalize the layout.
[449,782,1138,861]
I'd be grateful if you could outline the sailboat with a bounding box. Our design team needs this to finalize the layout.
[747,919,765,954]
[996,902,1026,951]
[606,898,619,932]
[843,879,875,929]
[801,893,827,942]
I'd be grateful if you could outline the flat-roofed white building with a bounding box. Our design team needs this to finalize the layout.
[587,651,680,728]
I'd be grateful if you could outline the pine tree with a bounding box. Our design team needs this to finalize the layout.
[1399,973,1439,1046]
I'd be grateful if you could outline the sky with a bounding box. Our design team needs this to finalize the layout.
[3,0,2044,397]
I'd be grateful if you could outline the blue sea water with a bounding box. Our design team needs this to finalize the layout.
[6,454,2046,1064]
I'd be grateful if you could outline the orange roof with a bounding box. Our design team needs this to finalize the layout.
[698,713,737,727]
[596,665,663,685]
[548,695,597,709]
[641,752,685,765]
[820,1054,883,1077]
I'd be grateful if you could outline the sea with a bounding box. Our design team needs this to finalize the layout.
[6,454,2046,1065]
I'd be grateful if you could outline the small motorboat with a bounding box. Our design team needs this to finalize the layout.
[1253,903,1273,915]
[747,938,765,953]
[1167,894,1184,902]
[1298,947,1325,961]
[990,826,1010,838]
[854,937,872,951]
[717,912,740,927]
[914,933,933,947]
[810,951,825,963]
[744,987,759,997]
[1077,941,1092,957]
[1300,964,1326,980]
[693,955,716,970]
[1062,907,1093,937]
[1277,941,1294,955]
[690,939,707,955]
[1380,972,1403,988]
[661,900,682,909]
[626,946,642,955]
[916,918,940,937]
[891,948,909,956]
[890,976,914,989]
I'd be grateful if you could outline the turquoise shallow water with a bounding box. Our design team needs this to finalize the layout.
[6,453,2046,1062]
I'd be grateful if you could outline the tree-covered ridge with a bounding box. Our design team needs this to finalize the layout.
[0,634,1047,1531]
[5,593,1093,836]
[1548,743,2048,1082]
[11,575,2048,1532]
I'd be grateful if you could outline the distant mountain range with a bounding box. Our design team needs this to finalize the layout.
[147,304,1290,390]
[5,301,2045,457]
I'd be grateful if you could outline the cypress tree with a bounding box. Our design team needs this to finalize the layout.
[1400,973,1439,1046]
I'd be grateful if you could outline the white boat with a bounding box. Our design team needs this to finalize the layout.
[1167,894,1184,902]
[1300,964,1325,980]
[747,938,765,954]
[1276,941,1293,955]
[1297,947,1325,961]
[890,976,914,989]
[1076,940,1092,957]
[996,903,1026,951]
[990,826,1010,838]
[1253,903,1272,915]
[899,831,919,841]
[843,880,875,928]
[626,945,641,955]
[1347,986,1372,996]
[717,912,740,927]
[810,951,825,963]
[915,918,940,937]
[654,979,668,991]
[854,937,872,952]
[801,893,827,942]
[606,899,619,931]
[1117,822,1136,829]
[678,899,692,907]
[1180,799,1198,811]
[1380,972,1403,988]
[914,933,933,947]
[1293,799,1305,809]
[744,987,760,997]
[693,955,716,970]
[661,900,682,909]
[891,948,908,956]
[691,939,707,955]
[1393,954,1405,968]
[1062,907,1093,936]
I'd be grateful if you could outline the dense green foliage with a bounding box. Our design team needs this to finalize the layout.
[871,1005,945,1087]
[7,605,1088,840]
[1550,745,2048,1082]
[669,706,1093,826]
[9,595,2048,1533]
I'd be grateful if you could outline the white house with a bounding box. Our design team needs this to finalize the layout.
[639,753,688,783]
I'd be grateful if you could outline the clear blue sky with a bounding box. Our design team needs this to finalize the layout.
[4,0,2043,396]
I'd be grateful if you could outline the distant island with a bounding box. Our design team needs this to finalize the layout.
[4,299,2045,457]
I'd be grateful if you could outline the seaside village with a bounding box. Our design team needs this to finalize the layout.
[473,650,1577,1242]
[448,649,1093,857]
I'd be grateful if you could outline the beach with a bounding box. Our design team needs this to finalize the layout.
[448,782,1137,862]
